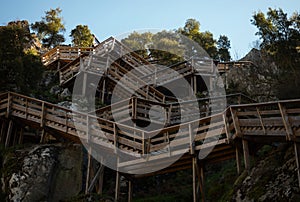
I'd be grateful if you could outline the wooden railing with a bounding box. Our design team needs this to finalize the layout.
[1,92,299,168]
[42,46,95,66]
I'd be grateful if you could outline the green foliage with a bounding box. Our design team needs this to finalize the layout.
[122,31,184,65]
[0,21,44,93]
[70,25,94,47]
[31,7,65,48]
[252,8,300,99]
[217,35,231,61]
[179,18,231,60]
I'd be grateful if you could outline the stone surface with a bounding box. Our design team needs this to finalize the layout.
[6,144,83,202]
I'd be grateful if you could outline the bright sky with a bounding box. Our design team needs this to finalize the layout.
[0,0,299,59]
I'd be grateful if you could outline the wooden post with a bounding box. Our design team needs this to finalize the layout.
[294,142,300,189]
[192,157,197,202]
[82,73,87,96]
[242,139,250,173]
[128,180,133,202]
[194,75,197,95]
[40,129,45,144]
[18,127,24,145]
[85,147,92,194]
[189,124,195,155]
[199,164,205,202]
[40,102,45,127]
[102,78,106,103]
[5,120,13,148]
[278,103,294,141]
[12,127,18,146]
[115,171,120,201]
[0,120,6,143]
[97,165,104,195]
[236,146,242,175]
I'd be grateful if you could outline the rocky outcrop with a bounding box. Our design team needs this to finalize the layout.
[4,144,83,202]
[9,146,58,202]
[231,144,300,201]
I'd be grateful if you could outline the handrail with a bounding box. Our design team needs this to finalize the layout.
[1,91,300,159]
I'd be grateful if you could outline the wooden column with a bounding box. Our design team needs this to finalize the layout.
[242,139,250,173]
[40,129,46,143]
[102,78,106,103]
[5,120,13,148]
[128,180,133,202]
[194,75,197,95]
[0,120,7,143]
[18,127,24,145]
[85,147,92,194]
[98,167,104,195]
[236,146,242,175]
[82,72,87,96]
[294,142,300,189]
[12,126,18,146]
[115,171,120,201]
[200,164,205,202]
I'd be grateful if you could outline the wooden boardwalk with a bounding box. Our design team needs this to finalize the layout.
[3,37,300,201]
[0,91,300,201]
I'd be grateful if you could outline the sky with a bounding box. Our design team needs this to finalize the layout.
[0,0,299,60]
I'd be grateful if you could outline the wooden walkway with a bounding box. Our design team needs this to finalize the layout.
[0,91,300,201]
[4,37,300,201]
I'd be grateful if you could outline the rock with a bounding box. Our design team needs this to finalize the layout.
[60,88,71,98]
[9,145,58,202]
[50,85,61,95]
[6,144,83,202]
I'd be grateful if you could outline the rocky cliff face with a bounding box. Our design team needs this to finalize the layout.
[2,144,83,202]
[229,144,300,201]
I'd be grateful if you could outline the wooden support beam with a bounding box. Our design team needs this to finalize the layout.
[199,164,205,202]
[189,124,195,155]
[12,126,18,146]
[40,129,45,144]
[193,75,197,95]
[115,171,120,201]
[88,164,104,193]
[294,142,300,189]
[278,103,294,141]
[235,146,242,175]
[230,108,242,137]
[5,120,13,148]
[0,120,6,144]
[97,165,105,195]
[242,139,250,173]
[82,72,87,96]
[85,147,92,194]
[128,179,133,202]
[18,127,24,145]
[192,157,197,202]
[102,78,106,103]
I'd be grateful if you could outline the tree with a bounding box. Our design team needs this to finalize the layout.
[31,7,65,49]
[217,35,231,61]
[70,25,94,47]
[252,8,300,99]
[178,19,220,59]
[0,21,43,93]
